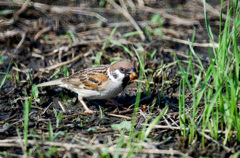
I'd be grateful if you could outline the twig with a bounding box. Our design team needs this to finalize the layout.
[14,32,26,53]
[43,41,105,56]
[140,6,199,26]
[162,35,219,48]
[39,54,82,72]
[0,30,22,39]
[107,113,132,120]
[32,2,107,22]
[34,26,52,41]
[195,0,228,20]
[108,0,145,41]
[0,1,107,22]
[12,66,28,76]
[58,101,66,113]
[141,148,192,158]
[14,0,30,19]
[42,102,53,115]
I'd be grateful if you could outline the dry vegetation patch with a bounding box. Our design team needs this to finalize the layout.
[0,0,239,157]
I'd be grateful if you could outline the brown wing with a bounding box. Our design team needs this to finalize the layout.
[61,65,109,91]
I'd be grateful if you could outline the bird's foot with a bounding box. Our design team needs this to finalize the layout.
[84,109,94,114]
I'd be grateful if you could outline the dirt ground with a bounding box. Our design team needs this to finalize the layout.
[0,0,239,157]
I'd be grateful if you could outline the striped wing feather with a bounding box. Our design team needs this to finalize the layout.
[61,65,109,91]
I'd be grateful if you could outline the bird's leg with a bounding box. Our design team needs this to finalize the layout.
[105,99,124,109]
[78,96,94,114]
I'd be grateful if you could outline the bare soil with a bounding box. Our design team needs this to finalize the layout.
[0,0,239,157]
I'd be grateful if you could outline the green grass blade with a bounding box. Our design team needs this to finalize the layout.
[48,121,54,141]
[24,95,32,152]
[110,40,133,57]
[0,60,12,89]
[144,106,167,139]
[121,31,141,38]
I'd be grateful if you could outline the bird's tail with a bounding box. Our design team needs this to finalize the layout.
[37,79,63,87]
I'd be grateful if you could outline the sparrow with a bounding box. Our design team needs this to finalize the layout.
[37,61,138,114]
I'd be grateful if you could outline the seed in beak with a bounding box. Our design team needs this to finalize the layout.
[130,72,138,80]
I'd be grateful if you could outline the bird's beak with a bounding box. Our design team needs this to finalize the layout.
[127,69,134,75]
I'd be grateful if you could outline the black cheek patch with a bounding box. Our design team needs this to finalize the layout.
[112,72,118,79]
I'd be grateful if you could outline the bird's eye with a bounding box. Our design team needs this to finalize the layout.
[119,67,124,73]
